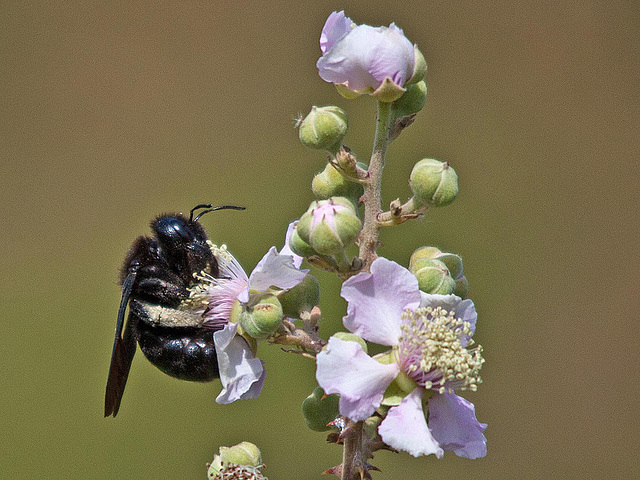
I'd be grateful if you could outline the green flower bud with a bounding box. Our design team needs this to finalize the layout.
[311,162,364,200]
[332,332,367,354]
[392,80,427,118]
[411,258,456,295]
[409,246,443,271]
[239,294,284,340]
[289,225,317,257]
[409,159,459,207]
[277,274,320,319]
[296,197,362,256]
[208,442,263,478]
[436,252,464,279]
[410,246,464,279]
[301,387,340,432]
[298,105,348,153]
[454,275,469,299]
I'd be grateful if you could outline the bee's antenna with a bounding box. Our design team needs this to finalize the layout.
[194,205,246,222]
[189,204,213,222]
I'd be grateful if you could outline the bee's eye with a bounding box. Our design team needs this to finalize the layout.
[155,217,195,242]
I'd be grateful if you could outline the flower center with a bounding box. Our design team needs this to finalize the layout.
[397,306,483,394]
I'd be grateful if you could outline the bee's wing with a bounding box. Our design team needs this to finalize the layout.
[104,271,138,417]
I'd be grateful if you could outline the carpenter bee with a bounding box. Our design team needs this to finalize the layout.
[104,203,244,417]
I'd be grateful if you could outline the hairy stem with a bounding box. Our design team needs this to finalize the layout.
[342,102,394,480]
[357,101,393,272]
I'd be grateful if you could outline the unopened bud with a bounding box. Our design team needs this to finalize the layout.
[409,159,458,207]
[454,275,469,298]
[277,274,320,319]
[298,105,348,153]
[312,162,364,200]
[392,80,427,118]
[302,387,340,432]
[411,258,456,295]
[410,246,464,279]
[296,197,362,255]
[407,46,427,85]
[239,294,284,340]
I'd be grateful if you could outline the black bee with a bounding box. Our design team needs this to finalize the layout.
[105,203,244,417]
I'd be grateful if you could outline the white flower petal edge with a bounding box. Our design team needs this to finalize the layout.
[214,323,266,404]
[320,10,353,54]
[249,246,308,292]
[378,388,444,458]
[280,222,304,268]
[316,337,399,421]
[342,257,420,346]
[428,392,487,459]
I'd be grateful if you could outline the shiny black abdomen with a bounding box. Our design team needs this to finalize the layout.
[134,318,221,382]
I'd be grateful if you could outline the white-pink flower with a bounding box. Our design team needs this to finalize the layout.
[199,233,307,404]
[317,11,421,101]
[316,257,486,458]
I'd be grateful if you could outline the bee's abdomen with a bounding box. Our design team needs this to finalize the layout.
[135,321,221,382]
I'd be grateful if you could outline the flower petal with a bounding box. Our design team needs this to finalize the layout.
[342,257,420,346]
[214,323,266,404]
[378,388,444,458]
[319,11,354,54]
[428,392,487,459]
[249,246,308,292]
[316,337,399,421]
[279,222,304,268]
[420,293,477,346]
[317,23,415,91]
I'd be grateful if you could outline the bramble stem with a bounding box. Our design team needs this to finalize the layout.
[342,101,394,480]
[357,101,393,272]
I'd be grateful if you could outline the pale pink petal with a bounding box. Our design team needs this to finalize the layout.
[316,337,400,421]
[317,23,415,91]
[342,257,420,346]
[379,388,444,458]
[214,323,266,404]
[428,393,487,459]
[249,247,308,292]
[280,222,304,268]
[319,11,354,54]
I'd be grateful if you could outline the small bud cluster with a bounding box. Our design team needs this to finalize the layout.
[409,246,468,297]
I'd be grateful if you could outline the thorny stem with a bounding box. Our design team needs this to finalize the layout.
[357,101,393,273]
[342,101,394,480]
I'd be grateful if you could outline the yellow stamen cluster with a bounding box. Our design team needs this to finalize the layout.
[399,306,484,394]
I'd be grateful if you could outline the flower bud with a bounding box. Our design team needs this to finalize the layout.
[298,105,348,153]
[410,246,464,279]
[277,274,320,318]
[409,246,442,270]
[302,387,340,432]
[312,162,364,200]
[454,275,469,299]
[332,332,368,353]
[296,197,362,255]
[392,80,427,118]
[208,442,263,478]
[239,294,284,340]
[411,258,456,295]
[288,225,317,257]
[409,159,459,207]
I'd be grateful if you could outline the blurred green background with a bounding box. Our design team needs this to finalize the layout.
[1,1,638,479]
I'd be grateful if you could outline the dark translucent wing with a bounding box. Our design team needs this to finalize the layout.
[104,272,137,417]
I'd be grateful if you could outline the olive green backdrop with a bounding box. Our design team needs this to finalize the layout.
[1,1,638,479]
